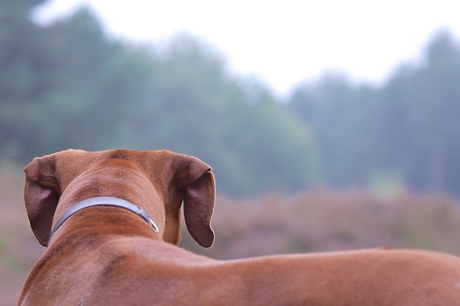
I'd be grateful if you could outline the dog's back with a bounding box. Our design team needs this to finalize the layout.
[19,149,460,305]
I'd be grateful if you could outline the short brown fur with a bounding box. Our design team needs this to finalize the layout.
[19,149,460,305]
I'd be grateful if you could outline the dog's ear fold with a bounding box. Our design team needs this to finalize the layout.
[24,154,61,247]
[176,156,216,248]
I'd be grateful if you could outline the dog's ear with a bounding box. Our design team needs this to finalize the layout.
[24,154,61,246]
[183,169,215,248]
[175,155,216,248]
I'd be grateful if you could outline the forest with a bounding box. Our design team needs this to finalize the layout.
[3,0,460,197]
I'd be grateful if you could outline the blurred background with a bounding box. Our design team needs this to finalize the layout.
[3,0,460,304]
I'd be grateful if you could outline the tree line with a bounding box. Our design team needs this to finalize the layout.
[2,0,460,197]
[289,29,460,196]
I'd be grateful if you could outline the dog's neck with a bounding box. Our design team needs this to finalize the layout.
[49,197,159,244]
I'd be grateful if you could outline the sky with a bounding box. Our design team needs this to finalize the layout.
[33,0,460,97]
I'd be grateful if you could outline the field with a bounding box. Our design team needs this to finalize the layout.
[2,168,460,305]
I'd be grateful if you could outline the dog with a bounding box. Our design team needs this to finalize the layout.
[19,149,460,305]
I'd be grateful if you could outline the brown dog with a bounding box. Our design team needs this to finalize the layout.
[19,149,460,305]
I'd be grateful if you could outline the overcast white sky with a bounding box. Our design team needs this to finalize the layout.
[33,0,460,96]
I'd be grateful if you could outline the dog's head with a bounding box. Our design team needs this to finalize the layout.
[23,149,215,248]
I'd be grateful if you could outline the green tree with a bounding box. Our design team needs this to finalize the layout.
[128,35,318,196]
[384,29,460,194]
[288,73,380,187]
[39,8,154,152]
[289,29,460,197]
[0,0,50,162]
